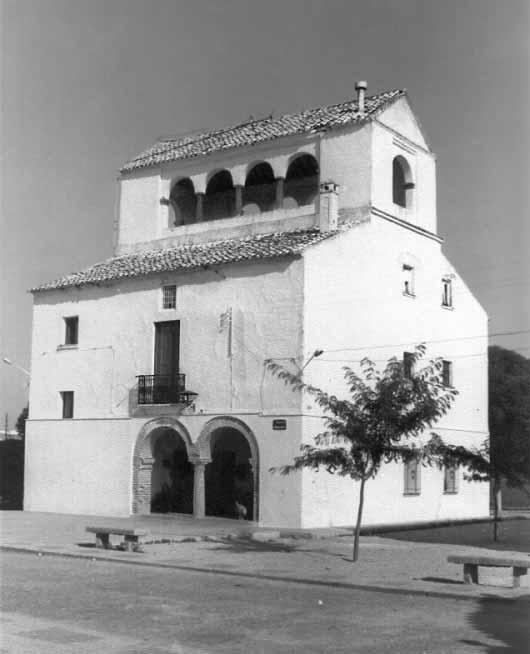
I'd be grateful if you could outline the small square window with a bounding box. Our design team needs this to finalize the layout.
[162,285,177,310]
[402,264,415,296]
[404,460,421,494]
[64,316,79,345]
[444,466,458,493]
[442,360,453,387]
[61,391,74,419]
[403,351,414,379]
[442,278,453,308]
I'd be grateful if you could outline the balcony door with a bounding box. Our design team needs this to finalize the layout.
[154,321,180,377]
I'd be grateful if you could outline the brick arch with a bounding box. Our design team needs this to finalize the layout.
[132,417,194,515]
[196,416,259,521]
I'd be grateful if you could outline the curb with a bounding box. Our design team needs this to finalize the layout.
[2,544,527,604]
[358,514,530,536]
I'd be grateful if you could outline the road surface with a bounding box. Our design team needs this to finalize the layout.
[1,552,528,653]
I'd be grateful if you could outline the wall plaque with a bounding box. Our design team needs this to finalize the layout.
[272,419,287,431]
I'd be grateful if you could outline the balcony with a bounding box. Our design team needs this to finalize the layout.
[137,374,197,405]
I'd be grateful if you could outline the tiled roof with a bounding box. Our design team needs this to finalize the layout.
[121,89,406,173]
[31,229,334,292]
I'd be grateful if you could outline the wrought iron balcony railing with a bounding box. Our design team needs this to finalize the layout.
[137,374,197,405]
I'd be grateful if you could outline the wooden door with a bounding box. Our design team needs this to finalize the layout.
[154,321,180,377]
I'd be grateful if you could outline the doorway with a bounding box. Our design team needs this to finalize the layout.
[205,427,254,520]
[150,428,193,514]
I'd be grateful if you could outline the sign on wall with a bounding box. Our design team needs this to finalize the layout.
[272,419,287,431]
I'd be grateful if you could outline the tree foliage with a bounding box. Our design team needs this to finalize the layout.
[488,345,530,489]
[433,346,530,488]
[15,406,28,442]
[267,345,459,560]
[383,345,530,541]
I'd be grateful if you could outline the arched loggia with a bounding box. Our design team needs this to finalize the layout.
[284,154,319,207]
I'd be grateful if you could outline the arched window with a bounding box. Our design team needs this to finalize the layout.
[392,156,413,208]
[170,178,197,226]
[203,170,236,221]
[243,162,276,214]
[284,154,319,207]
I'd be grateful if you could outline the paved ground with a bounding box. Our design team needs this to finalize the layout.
[2,551,529,654]
[1,511,529,599]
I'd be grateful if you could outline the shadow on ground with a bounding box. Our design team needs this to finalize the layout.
[379,518,530,553]
[418,576,463,585]
[462,593,530,653]
[210,537,296,554]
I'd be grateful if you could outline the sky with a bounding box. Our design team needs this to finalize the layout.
[1,0,529,428]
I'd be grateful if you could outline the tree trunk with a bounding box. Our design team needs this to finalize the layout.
[493,477,502,542]
[353,477,366,562]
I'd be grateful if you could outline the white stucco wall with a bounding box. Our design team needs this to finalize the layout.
[319,125,372,212]
[24,413,305,526]
[24,418,133,516]
[297,217,489,527]
[26,257,309,523]
[372,99,437,234]
[118,171,161,249]
[29,257,305,420]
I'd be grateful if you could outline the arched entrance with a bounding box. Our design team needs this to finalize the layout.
[132,418,194,515]
[196,417,258,521]
[150,430,193,514]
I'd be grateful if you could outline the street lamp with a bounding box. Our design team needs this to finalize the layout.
[2,357,31,378]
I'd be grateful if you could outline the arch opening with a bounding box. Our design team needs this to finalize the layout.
[205,427,255,520]
[243,162,276,214]
[132,420,194,515]
[170,177,197,226]
[150,428,194,514]
[392,156,413,208]
[284,154,319,207]
[204,170,236,221]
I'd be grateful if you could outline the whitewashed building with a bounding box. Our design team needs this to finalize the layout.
[25,83,489,527]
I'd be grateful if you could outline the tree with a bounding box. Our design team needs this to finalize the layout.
[488,346,530,501]
[417,346,530,542]
[267,345,458,561]
[15,406,28,443]
[440,346,530,540]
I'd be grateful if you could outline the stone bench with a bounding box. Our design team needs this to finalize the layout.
[448,554,530,588]
[86,526,148,552]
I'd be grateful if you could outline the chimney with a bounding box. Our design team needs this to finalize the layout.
[355,80,367,113]
[319,181,339,232]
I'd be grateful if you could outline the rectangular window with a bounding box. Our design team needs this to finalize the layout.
[444,466,458,493]
[64,316,79,345]
[404,460,421,494]
[442,278,453,307]
[402,265,415,296]
[442,360,453,387]
[403,352,414,379]
[162,285,177,310]
[61,391,74,419]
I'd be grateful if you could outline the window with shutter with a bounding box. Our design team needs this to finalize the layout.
[403,352,414,379]
[442,360,453,387]
[404,460,420,494]
[61,391,74,419]
[444,466,458,493]
[64,317,79,345]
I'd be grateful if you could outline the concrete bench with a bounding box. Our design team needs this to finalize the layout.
[448,554,530,588]
[86,526,148,552]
